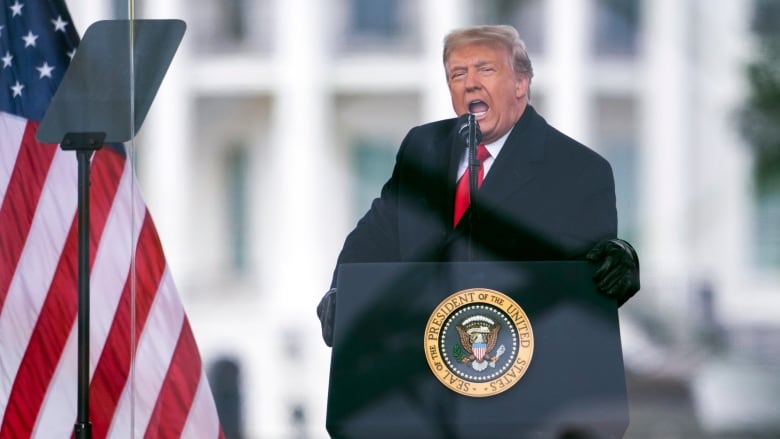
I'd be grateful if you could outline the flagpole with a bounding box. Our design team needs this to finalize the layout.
[64,133,105,439]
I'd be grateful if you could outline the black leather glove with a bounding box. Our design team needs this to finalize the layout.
[586,238,640,306]
[316,288,337,347]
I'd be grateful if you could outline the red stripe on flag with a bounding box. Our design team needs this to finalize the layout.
[0,121,57,313]
[89,211,166,439]
[143,318,203,439]
[0,148,122,439]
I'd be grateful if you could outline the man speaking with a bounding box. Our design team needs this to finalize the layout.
[318,25,640,346]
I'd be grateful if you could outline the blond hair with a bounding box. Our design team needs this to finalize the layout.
[443,25,534,81]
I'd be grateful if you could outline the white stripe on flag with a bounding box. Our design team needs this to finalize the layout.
[31,321,78,439]
[0,113,26,203]
[0,148,76,410]
[89,159,144,373]
[181,370,222,439]
[107,267,184,438]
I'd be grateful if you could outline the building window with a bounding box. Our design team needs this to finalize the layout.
[222,0,248,43]
[190,0,273,53]
[336,94,420,220]
[226,147,250,274]
[593,95,639,242]
[745,0,780,271]
[352,0,400,38]
[754,187,780,270]
[592,0,641,58]
[752,0,780,39]
[476,0,546,54]
[350,138,396,219]
[339,0,419,52]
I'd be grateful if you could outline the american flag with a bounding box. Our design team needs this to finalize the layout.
[0,1,224,437]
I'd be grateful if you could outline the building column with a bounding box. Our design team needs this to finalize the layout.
[261,0,330,437]
[638,0,691,318]
[266,0,329,313]
[421,0,467,121]
[545,0,591,144]
[134,0,193,284]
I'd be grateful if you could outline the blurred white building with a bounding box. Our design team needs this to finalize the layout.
[69,0,780,437]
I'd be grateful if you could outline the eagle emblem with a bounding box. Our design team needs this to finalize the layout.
[425,288,533,397]
[455,315,506,372]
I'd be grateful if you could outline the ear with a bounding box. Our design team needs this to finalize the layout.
[515,75,530,100]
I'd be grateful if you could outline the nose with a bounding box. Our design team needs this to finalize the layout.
[464,70,481,91]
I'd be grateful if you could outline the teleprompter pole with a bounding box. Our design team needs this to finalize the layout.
[62,132,106,439]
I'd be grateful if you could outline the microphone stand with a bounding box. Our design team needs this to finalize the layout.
[465,114,480,261]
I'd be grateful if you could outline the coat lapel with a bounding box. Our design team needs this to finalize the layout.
[478,105,546,206]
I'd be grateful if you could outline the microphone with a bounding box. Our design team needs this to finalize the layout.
[455,113,482,261]
[457,113,483,146]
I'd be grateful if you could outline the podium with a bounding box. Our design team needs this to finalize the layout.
[326,262,628,439]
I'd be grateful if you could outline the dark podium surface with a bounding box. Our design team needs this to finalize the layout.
[326,261,628,439]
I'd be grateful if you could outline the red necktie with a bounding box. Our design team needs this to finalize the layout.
[453,144,490,227]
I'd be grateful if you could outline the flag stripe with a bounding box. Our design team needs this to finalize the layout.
[0,216,77,439]
[31,319,79,439]
[0,113,26,204]
[88,154,143,369]
[107,268,184,438]
[0,147,77,425]
[0,147,120,438]
[144,318,202,439]
[30,150,136,438]
[0,119,57,313]
[181,371,226,439]
[90,210,166,439]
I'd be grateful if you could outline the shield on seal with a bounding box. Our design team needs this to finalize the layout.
[472,342,487,361]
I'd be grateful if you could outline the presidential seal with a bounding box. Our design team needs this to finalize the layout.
[423,288,534,397]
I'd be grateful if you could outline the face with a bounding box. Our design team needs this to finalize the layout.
[445,43,529,144]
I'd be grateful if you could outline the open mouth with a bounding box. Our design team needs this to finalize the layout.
[468,100,489,118]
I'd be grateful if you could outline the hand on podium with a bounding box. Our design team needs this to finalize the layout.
[317,288,337,347]
[586,238,640,306]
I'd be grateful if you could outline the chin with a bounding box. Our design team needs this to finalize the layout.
[480,125,496,141]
